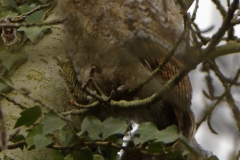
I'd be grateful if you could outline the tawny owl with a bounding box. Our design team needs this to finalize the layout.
[60,0,205,159]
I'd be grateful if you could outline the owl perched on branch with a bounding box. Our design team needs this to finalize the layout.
[60,0,206,159]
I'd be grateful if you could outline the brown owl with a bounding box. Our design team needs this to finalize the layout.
[60,0,206,159]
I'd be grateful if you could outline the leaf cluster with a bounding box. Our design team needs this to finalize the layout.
[2,105,218,160]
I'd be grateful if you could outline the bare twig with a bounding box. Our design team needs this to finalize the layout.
[128,29,187,94]
[69,100,99,109]
[11,3,53,22]
[0,19,64,28]
[191,0,199,21]
[42,1,57,20]
[203,0,238,55]
[226,92,240,132]
[212,0,227,18]
[7,140,26,150]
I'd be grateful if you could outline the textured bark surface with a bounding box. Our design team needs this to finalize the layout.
[0,2,70,159]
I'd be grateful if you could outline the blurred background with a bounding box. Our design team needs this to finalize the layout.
[188,1,240,160]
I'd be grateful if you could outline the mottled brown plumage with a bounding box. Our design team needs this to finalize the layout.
[60,0,205,159]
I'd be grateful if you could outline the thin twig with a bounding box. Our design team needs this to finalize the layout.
[128,29,187,94]
[62,109,88,116]
[70,100,99,109]
[212,0,227,18]
[0,19,64,28]
[42,1,57,20]
[191,0,199,21]
[191,23,211,45]
[11,3,53,22]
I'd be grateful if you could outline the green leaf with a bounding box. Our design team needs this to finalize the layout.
[81,116,102,140]
[1,0,21,13]
[93,154,104,160]
[147,142,164,153]
[11,134,25,150]
[64,154,73,160]
[18,1,43,14]
[40,111,67,135]
[29,158,39,160]
[12,134,25,143]
[58,127,73,146]
[102,117,127,140]
[18,25,51,42]
[182,150,191,157]
[134,122,159,144]
[179,133,196,154]
[25,9,47,23]
[155,125,180,143]
[72,149,93,160]
[0,82,7,91]
[33,134,52,149]
[102,146,118,160]
[0,6,18,19]
[0,49,28,71]
[26,124,43,149]
[49,150,64,160]
[14,106,42,128]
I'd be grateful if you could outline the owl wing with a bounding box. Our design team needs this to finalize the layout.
[127,38,195,138]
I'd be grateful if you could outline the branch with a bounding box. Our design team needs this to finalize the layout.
[0,19,64,28]
[208,41,240,59]
[212,0,227,18]
[128,29,187,94]
[11,3,53,22]
[203,0,238,55]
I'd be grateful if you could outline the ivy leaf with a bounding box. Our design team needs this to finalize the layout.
[147,142,164,153]
[49,150,64,160]
[0,6,18,19]
[40,111,66,135]
[81,116,102,140]
[18,25,51,42]
[25,124,43,149]
[58,127,73,146]
[102,146,119,160]
[1,0,21,13]
[18,1,43,14]
[12,134,25,150]
[179,133,196,154]
[0,82,7,91]
[102,117,128,140]
[14,106,42,128]
[33,134,52,149]
[134,122,159,144]
[93,154,104,160]
[29,158,39,160]
[25,9,47,23]
[64,154,73,160]
[73,148,93,160]
[0,49,28,71]
[155,125,180,143]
